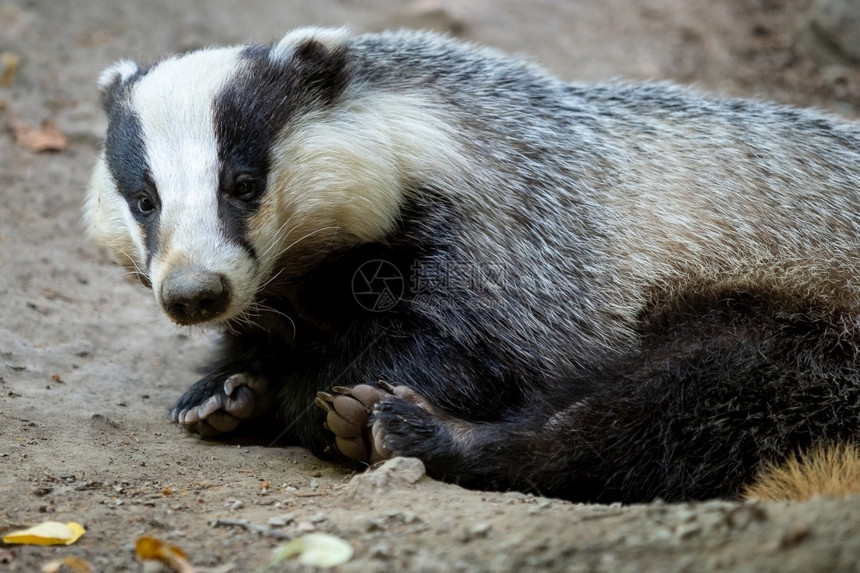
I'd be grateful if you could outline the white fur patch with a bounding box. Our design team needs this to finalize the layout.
[256,92,467,281]
[85,155,146,274]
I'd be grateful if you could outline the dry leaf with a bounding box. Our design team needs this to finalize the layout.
[8,118,67,152]
[270,533,354,568]
[2,521,85,546]
[41,556,93,573]
[135,536,196,573]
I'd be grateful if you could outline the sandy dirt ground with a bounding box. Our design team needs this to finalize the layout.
[3,0,860,571]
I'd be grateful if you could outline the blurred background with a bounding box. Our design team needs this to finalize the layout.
[3,0,860,135]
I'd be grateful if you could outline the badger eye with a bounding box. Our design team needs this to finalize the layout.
[135,194,156,215]
[231,173,261,202]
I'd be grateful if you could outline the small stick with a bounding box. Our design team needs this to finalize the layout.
[210,518,292,540]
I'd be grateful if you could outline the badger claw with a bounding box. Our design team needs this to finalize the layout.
[171,372,273,438]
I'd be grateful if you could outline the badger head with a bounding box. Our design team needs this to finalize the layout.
[85,28,462,327]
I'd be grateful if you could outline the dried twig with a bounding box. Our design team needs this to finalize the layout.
[210,518,292,540]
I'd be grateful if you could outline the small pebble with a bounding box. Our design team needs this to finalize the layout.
[294,521,317,534]
[675,523,702,540]
[356,516,385,532]
[369,542,392,559]
[471,522,491,538]
[311,511,327,524]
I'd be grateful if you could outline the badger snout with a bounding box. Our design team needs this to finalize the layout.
[160,268,231,324]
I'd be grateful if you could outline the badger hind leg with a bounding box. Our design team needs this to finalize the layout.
[370,396,508,478]
[314,381,543,489]
[329,288,860,503]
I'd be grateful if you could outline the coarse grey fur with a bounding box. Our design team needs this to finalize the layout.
[87,28,860,502]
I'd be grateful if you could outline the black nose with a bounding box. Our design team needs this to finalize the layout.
[160,269,231,324]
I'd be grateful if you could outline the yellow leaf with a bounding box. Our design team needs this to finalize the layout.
[2,521,85,546]
[134,536,195,573]
[270,533,354,568]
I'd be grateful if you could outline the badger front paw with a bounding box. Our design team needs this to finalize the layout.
[171,373,273,438]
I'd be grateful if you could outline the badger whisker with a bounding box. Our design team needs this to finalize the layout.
[116,248,146,277]
[266,225,342,265]
[256,213,297,262]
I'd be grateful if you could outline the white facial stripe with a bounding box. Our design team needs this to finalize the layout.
[132,47,239,254]
[129,47,258,319]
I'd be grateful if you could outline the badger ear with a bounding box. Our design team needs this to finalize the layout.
[270,26,351,63]
[267,27,352,104]
[97,59,140,114]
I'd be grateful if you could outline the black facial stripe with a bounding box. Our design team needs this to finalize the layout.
[104,103,161,268]
[105,105,147,200]
[212,39,353,259]
[217,184,258,262]
[140,171,161,269]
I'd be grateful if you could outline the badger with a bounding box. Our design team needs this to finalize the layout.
[86,27,860,503]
